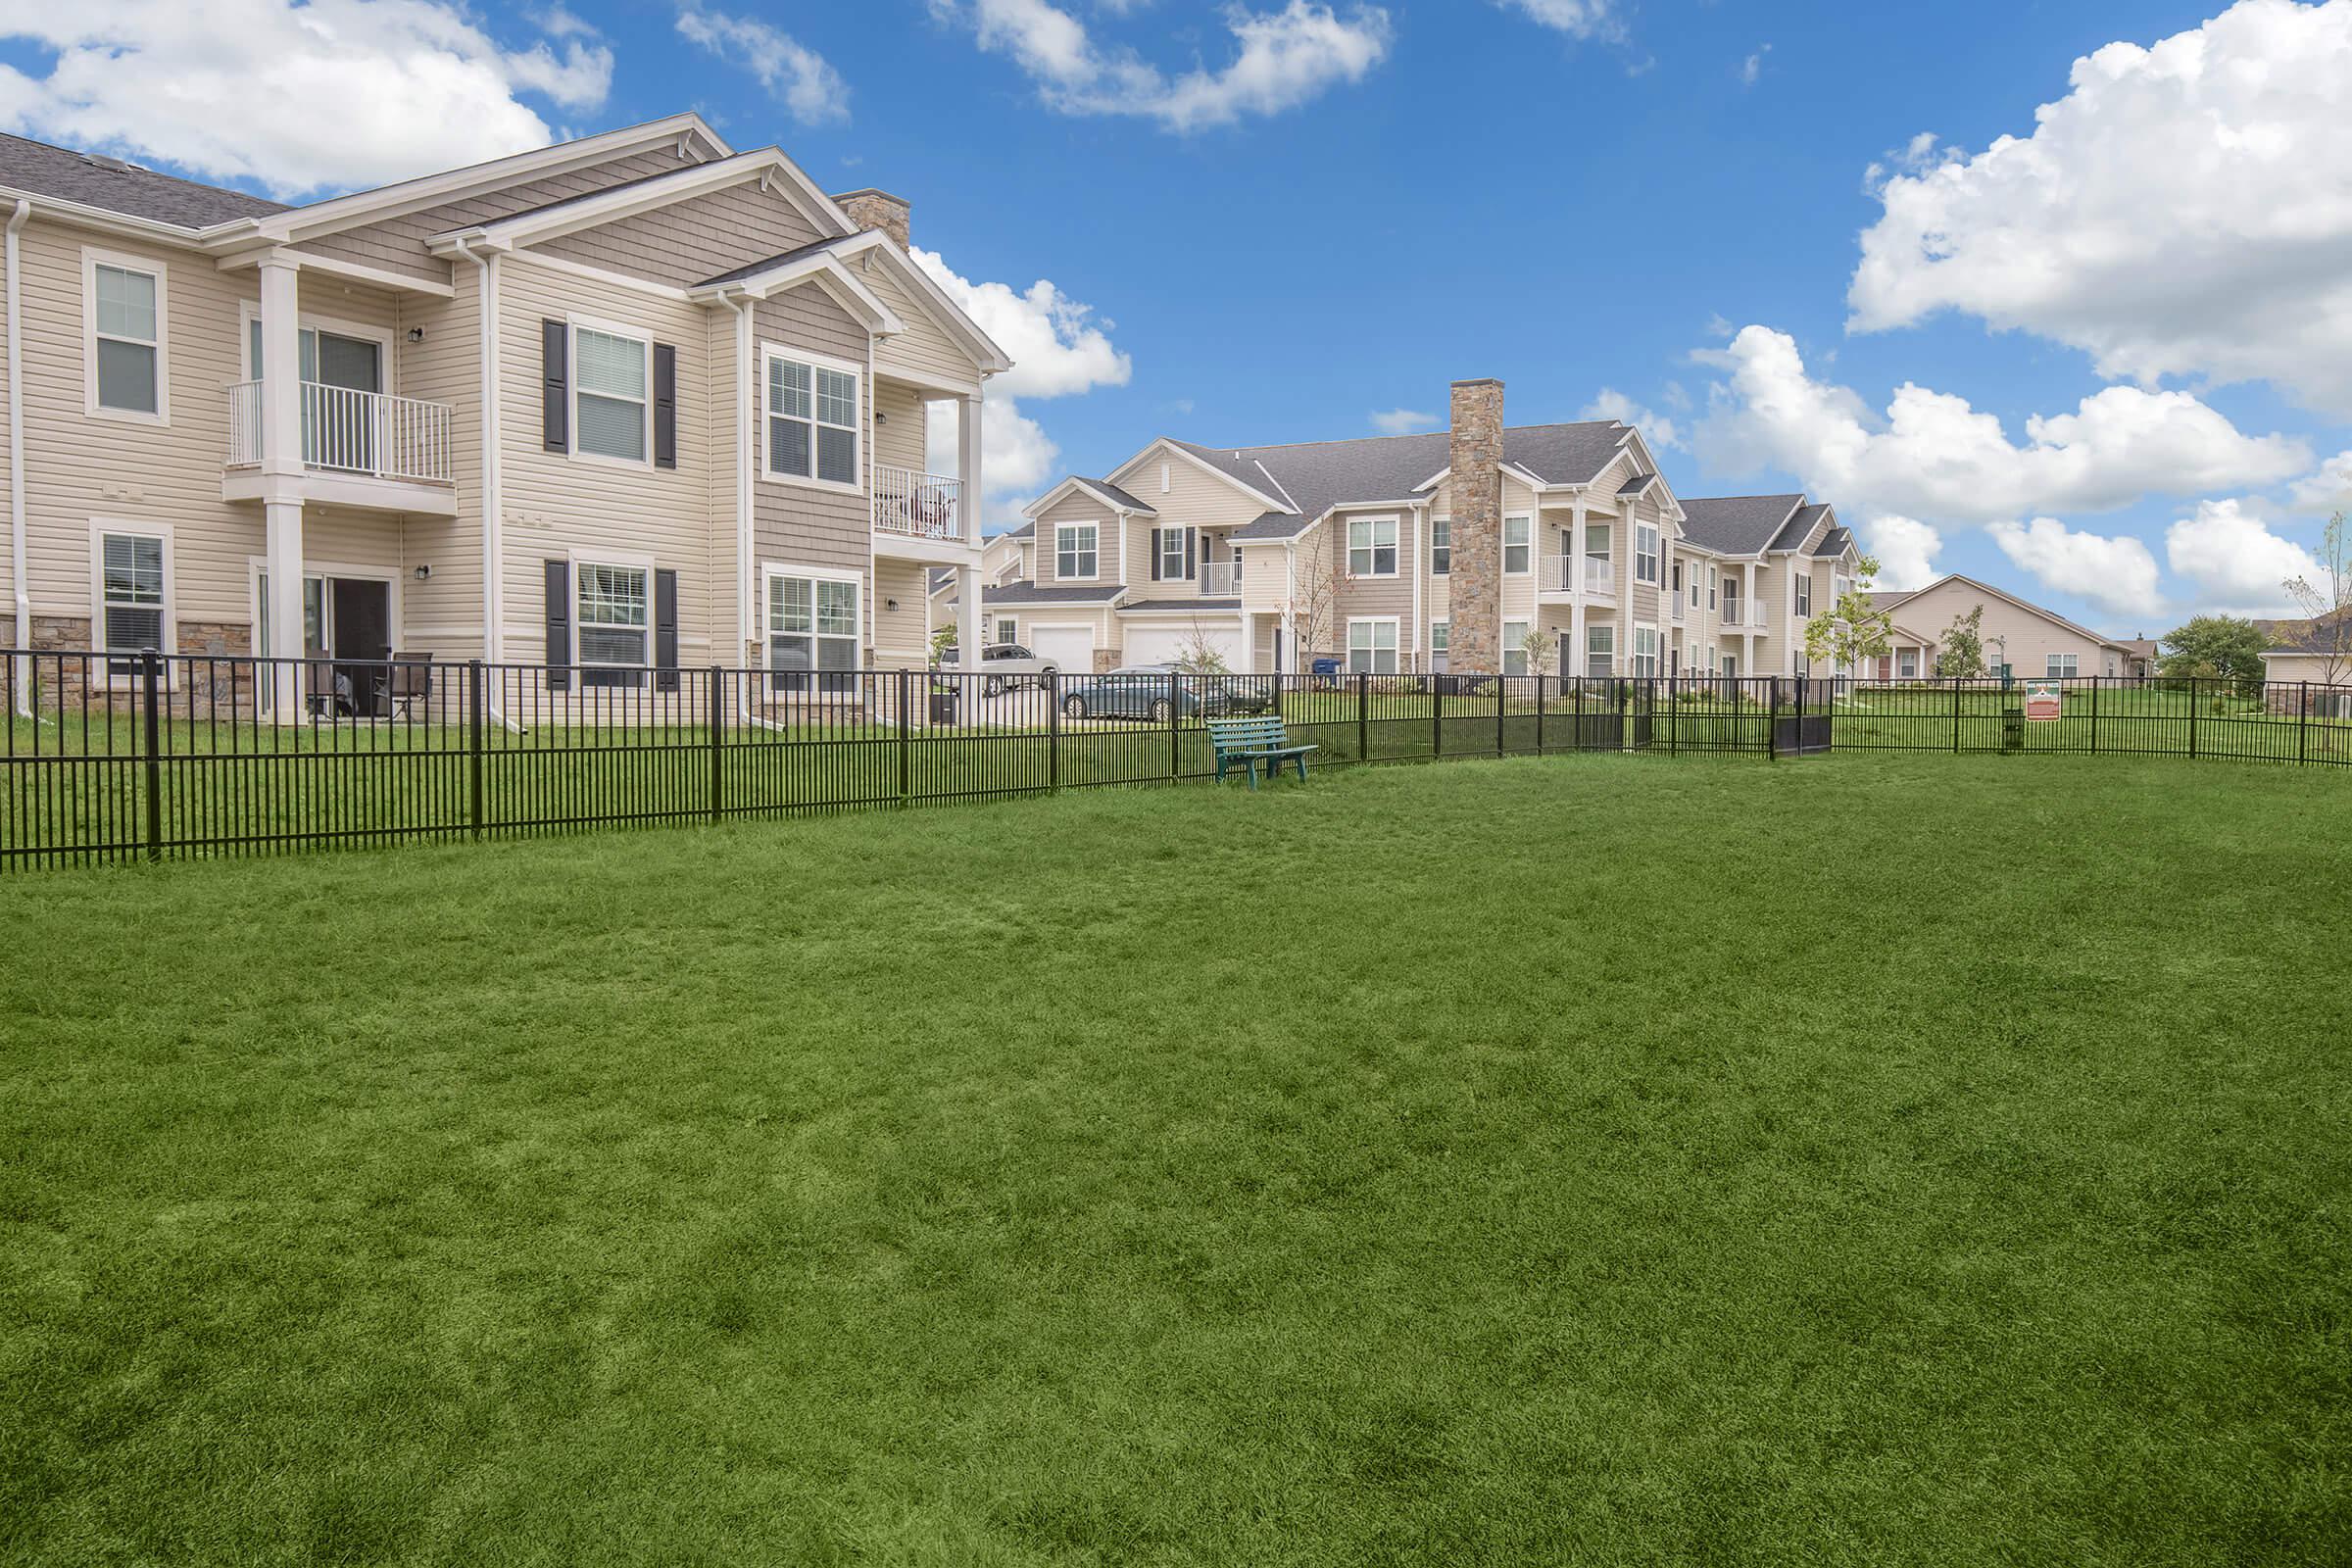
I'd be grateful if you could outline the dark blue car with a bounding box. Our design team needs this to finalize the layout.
[1058,664,1278,721]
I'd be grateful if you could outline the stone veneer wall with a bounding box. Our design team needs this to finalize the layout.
[837,190,910,250]
[1447,379,1505,673]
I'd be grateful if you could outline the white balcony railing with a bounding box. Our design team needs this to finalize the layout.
[873,465,963,542]
[1200,561,1242,597]
[1724,602,1768,631]
[1539,555,1619,594]
[1673,595,1687,621]
[223,380,454,484]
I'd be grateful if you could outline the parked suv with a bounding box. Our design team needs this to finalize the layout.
[943,642,1059,697]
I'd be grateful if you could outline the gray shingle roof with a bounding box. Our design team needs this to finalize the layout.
[697,231,850,287]
[1773,502,1836,553]
[1811,524,1852,558]
[0,133,287,228]
[1167,420,1630,526]
[987,521,1035,541]
[1078,477,1154,514]
[1232,511,1308,541]
[1118,599,1243,612]
[1678,495,1805,556]
[982,582,1124,606]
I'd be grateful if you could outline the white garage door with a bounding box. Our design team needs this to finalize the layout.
[1122,620,1246,667]
[1027,624,1095,672]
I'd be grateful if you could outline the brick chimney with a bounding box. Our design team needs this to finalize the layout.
[1447,379,1504,674]
[836,188,909,250]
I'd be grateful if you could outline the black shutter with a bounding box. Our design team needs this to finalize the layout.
[1184,527,1198,579]
[543,559,571,690]
[654,569,679,692]
[1149,528,1162,581]
[653,344,677,469]
[541,319,568,452]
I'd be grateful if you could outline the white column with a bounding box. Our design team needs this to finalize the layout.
[258,256,306,719]
[265,499,304,719]
[956,391,983,667]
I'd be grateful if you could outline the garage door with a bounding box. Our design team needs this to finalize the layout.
[1027,624,1095,673]
[1123,620,1246,667]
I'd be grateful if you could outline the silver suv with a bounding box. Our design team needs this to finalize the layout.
[967,642,1059,696]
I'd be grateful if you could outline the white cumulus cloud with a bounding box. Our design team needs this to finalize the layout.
[1691,324,2309,525]
[1861,515,1942,591]
[2290,450,2352,513]
[1849,0,2352,415]
[1987,518,2163,618]
[1369,408,1435,435]
[931,0,1392,131]
[2164,498,2324,612]
[1498,0,1621,40]
[0,0,612,198]
[1580,388,1681,450]
[913,246,1132,525]
[675,5,849,125]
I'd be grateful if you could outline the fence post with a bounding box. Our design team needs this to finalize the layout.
[1952,676,1962,753]
[1428,671,1440,760]
[1767,677,1780,761]
[708,666,724,822]
[1494,671,1505,758]
[140,651,163,862]
[2189,678,2199,760]
[2299,681,2310,766]
[467,659,484,839]
[899,668,913,806]
[1047,668,1061,793]
[2089,677,2099,755]
[1169,669,1182,782]
[1535,673,1546,753]
[1357,670,1370,764]
[1669,674,1679,758]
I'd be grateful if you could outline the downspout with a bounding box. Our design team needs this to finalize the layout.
[720,288,756,719]
[7,198,29,715]
[450,235,512,727]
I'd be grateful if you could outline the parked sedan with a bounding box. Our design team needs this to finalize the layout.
[1058,665,1279,721]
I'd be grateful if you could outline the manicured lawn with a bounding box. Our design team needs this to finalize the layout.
[4,755,2347,1565]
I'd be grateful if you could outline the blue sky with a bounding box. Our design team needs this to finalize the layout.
[7,0,2350,636]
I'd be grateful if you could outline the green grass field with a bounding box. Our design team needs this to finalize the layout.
[5,754,2348,1564]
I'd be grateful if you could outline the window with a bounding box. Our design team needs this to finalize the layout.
[1347,618,1397,674]
[1633,625,1660,676]
[1430,516,1450,575]
[1157,528,1188,580]
[574,325,650,463]
[1721,651,1738,679]
[99,530,166,674]
[89,257,164,418]
[994,615,1017,646]
[1584,522,1610,563]
[1348,516,1397,576]
[1794,573,1812,618]
[1898,651,1919,679]
[1636,523,1660,584]
[1429,620,1448,658]
[1708,565,1718,611]
[764,349,859,487]
[2046,654,2080,677]
[769,570,859,694]
[1056,522,1099,579]
[1586,624,1614,677]
[1834,574,1852,604]
[1671,561,1683,594]
[576,563,649,673]
[1504,515,1532,574]
[1503,618,1530,676]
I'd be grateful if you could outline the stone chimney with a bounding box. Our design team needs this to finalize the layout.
[1447,378,1505,674]
[836,189,910,250]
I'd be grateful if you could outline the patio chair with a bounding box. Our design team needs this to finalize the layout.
[385,652,433,718]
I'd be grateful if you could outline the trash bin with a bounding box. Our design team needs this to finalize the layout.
[928,683,960,725]
[2001,707,2024,753]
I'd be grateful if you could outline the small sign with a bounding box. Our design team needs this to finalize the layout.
[2025,680,2063,721]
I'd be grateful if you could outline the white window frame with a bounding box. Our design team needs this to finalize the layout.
[1348,515,1398,577]
[760,341,862,494]
[1429,619,1449,658]
[570,550,655,673]
[1584,522,1611,564]
[1632,624,1661,677]
[1504,515,1532,574]
[565,314,654,469]
[1429,515,1450,576]
[1156,528,1188,581]
[1503,617,1531,676]
[1898,651,1920,679]
[1586,623,1615,677]
[83,247,169,425]
[1346,616,1398,675]
[1795,573,1812,618]
[762,562,863,691]
[1055,521,1100,582]
[1708,564,1719,611]
[993,614,1017,646]
[90,520,173,686]
[2046,653,2080,678]
[1636,523,1660,584]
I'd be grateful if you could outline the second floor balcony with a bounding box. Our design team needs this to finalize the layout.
[1200,560,1242,597]
[872,465,965,549]
[1539,554,1618,597]
[226,380,455,486]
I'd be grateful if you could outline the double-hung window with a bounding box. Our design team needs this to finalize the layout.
[1430,517,1450,575]
[1586,624,1614,677]
[1157,528,1188,580]
[576,563,650,682]
[769,570,859,694]
[1056,522,1099,579]
[994,615,1017,646]
[1898,651,1919,679]
[1503,515,1532,574]
[574,325,650,463]
[765,350,859,488]
[1347,618,1397,675]
[1348,516,1397,576]
[1584,523,1610,574]
[1429,620,1449,665]
[1633,625,1660,676]
[89,256,165,419]
[1503,618,1531,676]
[1708,565,1718,610]
[1795,574,1813,617]
[2046,654,2080,678]
[1635,524,1660,584]
[99,530,167,675]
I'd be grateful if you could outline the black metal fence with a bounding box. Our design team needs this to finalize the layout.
[2,652,2344,868]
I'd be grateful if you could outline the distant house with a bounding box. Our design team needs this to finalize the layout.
[1866,575,2140,679]
[2259,608,2352,691]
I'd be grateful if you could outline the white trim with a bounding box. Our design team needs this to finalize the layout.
[243,555,404,662]
[1025,476,1158,520]
[1108,437,1288,514]
[509,248,694,304]
[89,518,173,685]
[1503,513,1533,575]
[567,312,655,470]
[759,341,863,494]
[569,547,657,671]
[1345,614,1400,675]
[236,300,397,385]
[81,245,169,425]
[1346,513,1399,577]
[215,246,453,298]
[681,239,903,334]
[1053,520,1102,583]
[760,559,864,677]
[6,197,28,714]
[836,230,1012,372]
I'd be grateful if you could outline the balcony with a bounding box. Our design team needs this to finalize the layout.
[872,466,964,545]
[1538,555,1618,597]
[225,380,454,485]
[1723,603,1768,631]
[1200,560,1242,597]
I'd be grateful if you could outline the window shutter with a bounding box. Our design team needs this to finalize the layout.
[654,568,679,691]
[1184,527,1197,579]
[543,559,571,690]
[1150,528,1162,581]
[542,319,568,453]
[653,344,677,469]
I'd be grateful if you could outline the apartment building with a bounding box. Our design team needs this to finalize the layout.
[981,378,1866,679]
[0,115,1010,715]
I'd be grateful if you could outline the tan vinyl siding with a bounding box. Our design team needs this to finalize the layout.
[538,180,827,289]
[871,378,927,474]
[1031,491,1117,589]
[1333,507,1413,637]
[863,262,980,392]
[872,558,929,665]
[1108,444,1271,533]
[1237,540,1290,613]
[1877,578,2124,678]
[750,280,869,583]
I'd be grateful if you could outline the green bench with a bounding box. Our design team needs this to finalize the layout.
[1206,714,1317,789]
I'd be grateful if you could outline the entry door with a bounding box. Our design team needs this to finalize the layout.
[329,579,391,715]
[308,331,382,472]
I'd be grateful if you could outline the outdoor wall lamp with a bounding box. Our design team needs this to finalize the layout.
[414,564,431,581]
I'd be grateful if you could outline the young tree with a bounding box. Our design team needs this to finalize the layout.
[1519,624,1554,678]
[1936,605,1985,677]
[2160,614,2270,698]
[1801,555,1896,691]
[1287,533,1347,672]
[2279,512,2352,687]
[1171,620,1233,675]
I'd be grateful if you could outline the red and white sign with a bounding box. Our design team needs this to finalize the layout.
[2025,680,2063,721]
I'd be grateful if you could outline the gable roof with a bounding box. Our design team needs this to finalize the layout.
[0,133,288,227]
[1679,495,1806,556]
[983,582,1126,607]
[1773,502,1836,553]
[1025,476,1156,518]
[1811,524,1854,559]
[1897,574,2134,653]
[692,229,1011,374]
